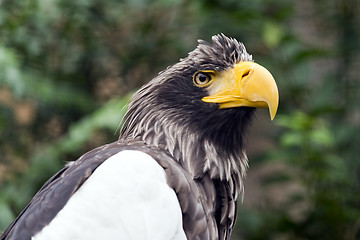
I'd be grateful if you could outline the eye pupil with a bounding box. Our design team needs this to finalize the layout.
[198,74,208,83]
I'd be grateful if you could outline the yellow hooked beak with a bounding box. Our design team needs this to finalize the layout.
[202,61,279,120]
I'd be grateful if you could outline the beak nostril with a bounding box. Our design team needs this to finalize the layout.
[242,70,251,78]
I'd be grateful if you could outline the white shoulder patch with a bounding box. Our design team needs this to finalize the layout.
[32,150,187,240]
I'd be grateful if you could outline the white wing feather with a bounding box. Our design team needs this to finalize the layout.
[32,150,187,240]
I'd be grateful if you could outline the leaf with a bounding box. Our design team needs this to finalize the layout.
[263,21,284,48]
[0,201,15,230]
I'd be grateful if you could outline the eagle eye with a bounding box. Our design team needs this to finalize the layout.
[193,72,213,87]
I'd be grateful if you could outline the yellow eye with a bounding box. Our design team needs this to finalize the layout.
[193,72,213,87]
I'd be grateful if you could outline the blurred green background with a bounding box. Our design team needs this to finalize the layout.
[0,0,359,239]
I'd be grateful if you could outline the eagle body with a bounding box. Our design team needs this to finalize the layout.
[33,150,187,240]
[1,34,278,240]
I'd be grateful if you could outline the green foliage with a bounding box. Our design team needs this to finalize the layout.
[277,112,334,148]
[1,0,359,239]
[0,95,129,227]
[274,112,352,239]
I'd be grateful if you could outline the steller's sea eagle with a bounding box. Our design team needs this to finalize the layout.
[1,34,278,240]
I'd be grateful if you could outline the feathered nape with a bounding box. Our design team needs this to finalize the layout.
[188,34,253,71]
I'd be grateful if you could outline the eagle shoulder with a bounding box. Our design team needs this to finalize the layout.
[33,150,186,240]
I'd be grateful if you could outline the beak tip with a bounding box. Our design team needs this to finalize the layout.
[270,114,276,121]
[269,99,279,121]
[269,88,279,121]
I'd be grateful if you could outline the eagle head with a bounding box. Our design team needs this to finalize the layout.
[120,34,278,181]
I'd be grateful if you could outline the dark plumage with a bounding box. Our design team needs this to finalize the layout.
[1,34,278,240]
